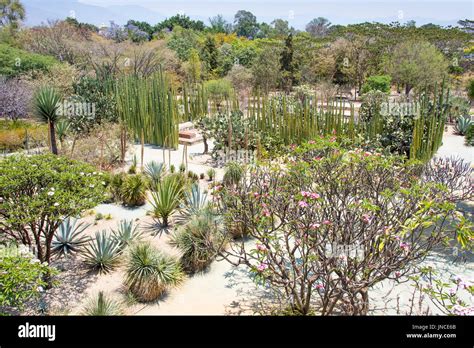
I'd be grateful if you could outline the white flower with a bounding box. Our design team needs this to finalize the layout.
[37,286,44,293]
[89,184,95,188]
[47,191,55,196]
[54,202,59,207]
[93,172,97,175]
[80,172,84,176]
[101,181,106,185]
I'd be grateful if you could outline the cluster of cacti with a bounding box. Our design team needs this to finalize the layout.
[181,84,208,121]
[115,69,179,150]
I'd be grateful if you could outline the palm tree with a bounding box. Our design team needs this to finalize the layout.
[34,87,62,155]
[0,0,25,29]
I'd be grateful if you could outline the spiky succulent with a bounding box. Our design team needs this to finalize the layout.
[52,218,91,258]
[83,230,122,273]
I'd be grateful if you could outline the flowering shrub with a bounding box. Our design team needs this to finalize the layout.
[0,155,108,263]
[0,245,57,313]
[215,137,473,315]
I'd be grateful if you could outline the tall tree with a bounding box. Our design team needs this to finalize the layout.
[209,14,231,33]
[201,35,219,76]
[305,17,331,37]
[0,0,24,29]
[385,40,448,95]
[280,34,296,93]
[234,10,258,38]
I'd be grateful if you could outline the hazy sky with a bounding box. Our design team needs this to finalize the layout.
[79,0,473,27]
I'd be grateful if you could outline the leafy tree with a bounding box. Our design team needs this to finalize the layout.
[225,64,253,104]
[233,10,258,38]
[305,17,331,37]
[155,14,205,32]
[361,75,391,94]
[385,40,448,95]
[457,19,474,34]
[126,19,154,37]
[0,0,25,29]
[208,14,231,33]
[184,49,202,84]
[0,154,107,263]
[252,45,281,93]
[201,35,219,76]
[271,19,292,38]
[167,26,199,61]
[280,34,297,92]
[103,21,127,43]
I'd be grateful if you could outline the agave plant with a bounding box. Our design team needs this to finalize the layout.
[112,219,143,249]
[144,161,165,189]
[454,116,473,136]
[52,218,91,258]
[81,291,123,316]
[175,183,208,225]
[121,174,148,207]
[170,209,224,274]
[124,243,184,302]
[83,230,122,273]
[55,119,70,149]
[223,161,244,186]
[34,86,62,155]
[149,175,184,227]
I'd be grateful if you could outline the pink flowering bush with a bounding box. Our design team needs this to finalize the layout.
[214,138,473,315]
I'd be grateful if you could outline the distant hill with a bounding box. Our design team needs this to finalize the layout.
[22,0,165,26]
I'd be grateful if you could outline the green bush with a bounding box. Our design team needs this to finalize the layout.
[121,174,148,207]
[0,44,57,77]
[361,75,391,94]
[109,172,126,203]
[223,161,244,186]
[81,291,123,316]
[467,79,474,102]
[0,246,57,312]
[124,243,183,302]
[0,154,107,263]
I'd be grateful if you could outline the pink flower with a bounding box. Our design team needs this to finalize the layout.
[310,223,321,230]
[262,209,271,217]
[308,140,316,144]
[301,191,311,198]
[363,151,372,157]
[395,271,401,278]
[310,192,320,199]
[448,288,457,296]
[361,214,372,224]
[329,136,336,143]
[322,220,331,225]
[257,263,268,272]
[314,156,322,161]
[316,284,324,290]
[298,201,309,208]
[253,192,260,198]
[256,243,268,252]
[399,242,410,251]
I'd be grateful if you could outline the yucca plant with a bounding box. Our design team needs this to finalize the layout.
[149,175,184,227]
[144,161,165,189]
[124,243,184,302]
[175,183,208,225]
[81,291,123,316]
[83,230,122,273]
[170,210,224,274]
[52,218,91,258]
[121,174,148,207]
[55,119,70,150]
[454,116,473,136]
[112,219,143,249]
[223,161,244,186]
[128,155,137,174]
[34,86,62,155]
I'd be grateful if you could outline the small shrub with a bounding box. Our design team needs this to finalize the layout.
[361,75,391,94]
[169,164,176,173]
[81,291,123,316]
[51,218,91,258]
[124,243,183,302]
[206,168,216,181]
[83,231,122,273]
[128,155,137,174]
[223,161,244,186]
[199,173,205,180]
[179,163,186,173]
[170,210,224,273]
[121,175,148,207]
[109,172,126,203]
[95,213,104,221]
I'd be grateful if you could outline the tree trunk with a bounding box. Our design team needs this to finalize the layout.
[203,136,209,154]
[405,84,412,96]
[49,121,58,155]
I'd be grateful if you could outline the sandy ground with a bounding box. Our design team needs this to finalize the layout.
[41,129,473,316]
